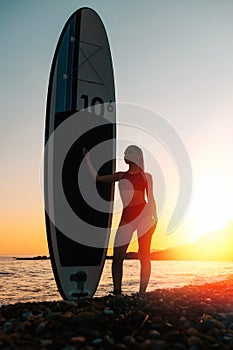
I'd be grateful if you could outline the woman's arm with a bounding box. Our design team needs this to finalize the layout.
[145,173,158,221]
[82,149,123,183]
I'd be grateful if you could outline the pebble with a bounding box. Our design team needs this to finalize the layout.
[187,336,204,348]
[22,311,32,319]
[189,346,200,350]
[47,311,62,319]
[203,306,216,314]
[104,334,114,344]
[35,321,46,334]
[103,308,114,315]
[172,342,186,350]
[91,338,103,345]
[40,339,53,346]
[123,335,136,345]
[148,329,160,338]
[208,318,225,329]
[62,346,76,350]
[187,328,199,336]
[148,340,168,350]
[164,330,180,342]
[0,277,232,349]
[198,319,215,332]
[70,336,86,343]
[75,311,96,322]
[3,321,13,333]
[111,344,128,350]
[62,311,74,318]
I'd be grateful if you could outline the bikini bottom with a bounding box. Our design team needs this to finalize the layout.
[120,202,146,223]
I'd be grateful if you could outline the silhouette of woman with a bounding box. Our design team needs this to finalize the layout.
[83,145,158,294]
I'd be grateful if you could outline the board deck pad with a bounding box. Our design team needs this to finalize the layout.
[44,8,115,300]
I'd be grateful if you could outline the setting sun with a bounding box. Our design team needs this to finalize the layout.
[193,171,233,239]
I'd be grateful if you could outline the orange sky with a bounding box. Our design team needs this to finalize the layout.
[1,203,232,257]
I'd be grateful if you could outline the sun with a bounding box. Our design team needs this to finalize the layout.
[194,172,233,238]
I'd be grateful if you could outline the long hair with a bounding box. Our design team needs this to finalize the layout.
[125,145,145,171]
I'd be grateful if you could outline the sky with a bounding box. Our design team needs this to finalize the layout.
[1,0,233,255]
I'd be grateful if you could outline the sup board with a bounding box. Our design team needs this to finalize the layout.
[44,8,115,299]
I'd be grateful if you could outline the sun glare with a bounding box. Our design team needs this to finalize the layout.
[194,173,232,238]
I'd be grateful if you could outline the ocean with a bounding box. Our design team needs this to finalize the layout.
[0,256,232,306]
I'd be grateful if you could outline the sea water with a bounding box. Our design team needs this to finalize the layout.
[0,256,232,306]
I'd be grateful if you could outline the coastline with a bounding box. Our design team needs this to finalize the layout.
[0,276,233,349]
[10,254,233,262]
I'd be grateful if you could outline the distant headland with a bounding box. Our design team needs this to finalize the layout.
[14,256,50,260]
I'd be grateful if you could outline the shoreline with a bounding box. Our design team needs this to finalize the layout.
[8,255,233,261]
[0,276,233,349]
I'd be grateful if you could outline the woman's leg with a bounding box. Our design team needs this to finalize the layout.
[112,244,128,293]
[112,222,133,293]
[138,225,155,293]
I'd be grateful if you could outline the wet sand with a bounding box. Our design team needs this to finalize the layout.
[0,276,233,349]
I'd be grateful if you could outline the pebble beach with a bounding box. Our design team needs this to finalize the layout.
[0,276,233,350]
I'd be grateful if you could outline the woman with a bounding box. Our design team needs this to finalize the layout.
[83,145,158,294]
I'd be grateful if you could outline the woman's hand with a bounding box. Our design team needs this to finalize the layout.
[82,148,88,156]
[82,148,91,162]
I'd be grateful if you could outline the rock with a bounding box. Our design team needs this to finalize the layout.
[172,343,186,350]
[14,323,25,333]
[70,336,86,343]
[187,336,204,348]
[75,311,96,323]
[209,318,225,329]
[3,321,13,333]
[22,311,32,319]
[141,339,152,349]
[123,335,136,346]
[104,308,114,315]
[91,338,103,345]
[46,311,62,319]
[104,334,114,344]
[35,321,46,334]
[1,277,233,349]
[0,316,6,323]
[61,311,74,318]
[198,319,215,332]
[183,321,191,329]
[203,306,216,314]
[111,344,128,350]
[85,329,100,339]
[221,335,233,345]
[40,339,53,346]
[147,329,160,338]
[189,346,200,350]
[187,328,199,336]
[147,340,168,350]
[164,330,180,342]
[62,346,76,350]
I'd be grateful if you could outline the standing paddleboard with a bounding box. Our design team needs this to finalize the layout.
[44,8,115,299]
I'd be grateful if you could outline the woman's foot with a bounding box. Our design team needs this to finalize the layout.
[109,289,122,295]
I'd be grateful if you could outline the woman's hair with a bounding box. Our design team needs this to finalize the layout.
[125,145,144,171]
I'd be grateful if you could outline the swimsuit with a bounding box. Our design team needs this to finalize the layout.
[119,171,147,223]
[121,171,147,192]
